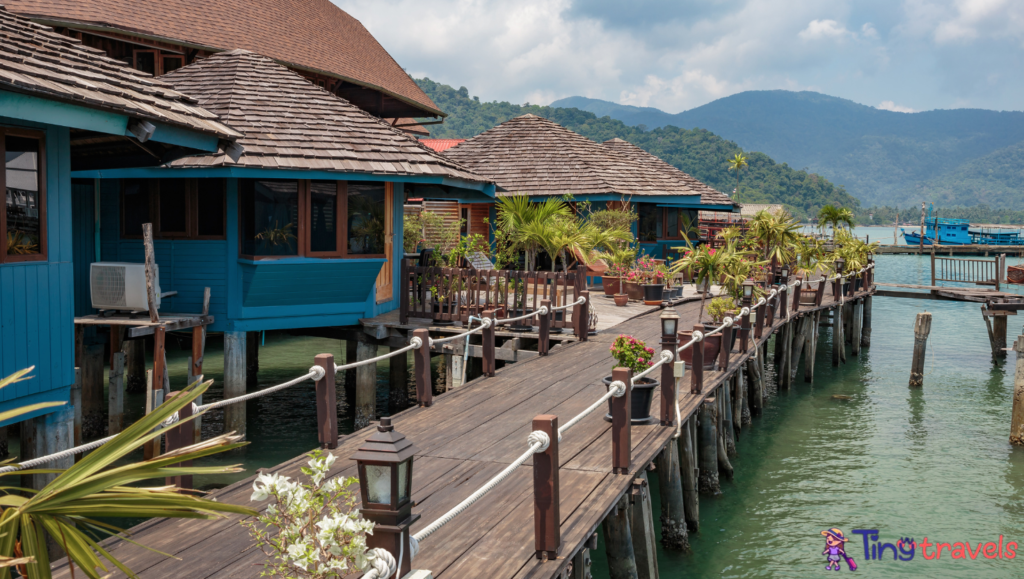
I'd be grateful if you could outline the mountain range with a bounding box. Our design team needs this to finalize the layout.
[551,92,1024,209]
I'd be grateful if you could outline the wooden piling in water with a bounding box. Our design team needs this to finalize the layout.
[716,393,734,479]
[739,365,751,426]
[80,343,105,439]
[852,299,864,356]
[722,377,736,456]
[805,311,819,383]
[697,399,720,494]
[831,308,842,367]
[124,338,146,393]
[245,331,260,387]
[732,372,743,432]
[679,415,700,531]
[656,439,690,552]
[789,317,807,383]
[1010,335,1024,446]
[861,295,872,348]
[630,472,659,579]
[223,331,247,439]
[314,353,338,449]
[993,314,1008,358]
[108,352,125,435]
[602,494,638,579]
[746,357,763,415]
[910,312,932,387]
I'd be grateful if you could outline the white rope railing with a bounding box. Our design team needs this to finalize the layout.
[558,380,626,438]
[197,368,323,412]
[492,308,543,325]
[549,295,587,313]
[429,320,490,346]
[632,349,674,382]
[0,432,120,474]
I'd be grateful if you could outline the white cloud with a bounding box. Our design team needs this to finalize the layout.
[877,100,917,113]
[799,19,853,41]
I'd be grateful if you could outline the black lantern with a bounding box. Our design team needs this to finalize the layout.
[780,264,790,281]
[352,417,419,576]
[661,308,679,337]
[835,258,846,274]
[742,278,754,304]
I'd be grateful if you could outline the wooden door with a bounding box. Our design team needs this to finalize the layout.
[376,182,395,303]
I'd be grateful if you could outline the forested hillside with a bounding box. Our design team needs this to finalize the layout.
[417,79,859,220]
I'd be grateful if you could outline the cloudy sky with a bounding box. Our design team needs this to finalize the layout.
[335,0,1023,114]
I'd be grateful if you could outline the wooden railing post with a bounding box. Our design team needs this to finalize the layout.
[719,324,731,370]
[815,277,826,307]
[765,291,776,328]
[779,284,789,319]
[740,302,751,352]
[539,299,551,356]
[611,367,632,475]
[314,353,338,449]
[754,301,766,340]
[575,291,590,341]
[690,325,704,394]
[533,414,560,560]
[482,309,496,377]
[660,330,677,426]
[413,329,432,407]
[163,391,194,489]
[792,277,802,313]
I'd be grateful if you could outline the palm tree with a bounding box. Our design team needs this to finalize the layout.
[495,195,570,271]
[728,153,748,201]
[817,205,856,240]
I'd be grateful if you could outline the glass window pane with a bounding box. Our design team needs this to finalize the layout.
[161,55,183,75]
[240,179,298,256]
[134,51,156,75]
[637,204,660,242]
[309,181,338,253]
[158,179,188,234]
[665,208,679,238]
[398,460,409,503]
[196,179,225,237]
[122,178,149,237]
[347,182,386,255]
[366,464,392,504]
[5,136,42,256]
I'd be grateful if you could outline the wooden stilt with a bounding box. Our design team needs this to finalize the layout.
[722,376,736,456]
[773,325,785,367]
[805,311,819,383]
[223,331,247,439]
[910,312,932,388]
[443,349,454,392]
[697,399,720,494]
[389,345,409,414]
[678,416,699,532]
[993,314,1008,358]
[20,405,74,561]
[108,352,125,435]
[840,305,848,363]
[143,370,158,459]
[746,358,763,416]
[355,338,378,429]
[245,331,260,387]
[737,367,750,427]
[630,472,659,579]
[70,369,82,448]
[843,303,853,345]
[571,546,593,579]
[861,295,872,348]
[731,373,742,433]
[852,299,863,356]
[778,322,792,390]
[602,494,638,579]
[789,317,807,383]
[832,308,842,367]
[716,394,734,479]
[81,343,105,439]
[1010,335,1024,446]
[656,439,690,552]
[124,338,146,393]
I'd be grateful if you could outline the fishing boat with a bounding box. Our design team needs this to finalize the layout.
[900,205,1024,246]
[968,225,1024,245]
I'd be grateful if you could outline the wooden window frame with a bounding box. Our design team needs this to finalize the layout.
[1,127,48,264]
[239,179,388,260]
[120,178,226,240]
[160,54,185,75]
[133,48,159,75]
[343,181,386,259]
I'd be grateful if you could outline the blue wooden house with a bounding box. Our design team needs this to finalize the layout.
[443,115,738,262]
[0,7,239,427]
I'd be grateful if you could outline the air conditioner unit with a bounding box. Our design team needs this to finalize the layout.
[90,262,161,312]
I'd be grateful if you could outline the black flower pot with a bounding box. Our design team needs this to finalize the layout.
[602,375,659,425]
[642,283,665,305]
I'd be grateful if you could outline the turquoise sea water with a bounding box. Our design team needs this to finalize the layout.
[591,227,1024,578]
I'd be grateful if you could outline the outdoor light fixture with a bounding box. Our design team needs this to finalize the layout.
[780,264,790,280]
[835,258,846,274]
[742,278,754,302]
[661,308,679,337]
[352,417,418,577]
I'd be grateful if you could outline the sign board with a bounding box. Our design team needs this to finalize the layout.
[467,252,494,271]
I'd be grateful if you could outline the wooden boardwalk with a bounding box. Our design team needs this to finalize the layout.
[51,284,871,579]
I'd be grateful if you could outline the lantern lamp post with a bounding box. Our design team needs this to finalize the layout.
[352,417,419,577]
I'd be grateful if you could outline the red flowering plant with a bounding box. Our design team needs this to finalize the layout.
[610,334,656,375]
[632,255,663,284]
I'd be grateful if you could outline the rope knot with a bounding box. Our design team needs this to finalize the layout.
[309,365,326,382]
[481,317,493,328]
[527,430,551,453]
[609,380,627,398]
[693,330,704,342]
[724,316,734,327]
[780,284,787,292]
[538,305,549,316]
[409,336,423,349]
[365,547,397,579]
[660,349,674,363]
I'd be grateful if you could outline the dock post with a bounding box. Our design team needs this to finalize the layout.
[852,299,864,356]
[314,353,338,449]
[245,331,260,387]
[656,439,690,552]
[716,393,734,478]
[679,416,700,531]
[862,295,873,348]
[390,343,409,413]
[163,390,194,490]
[602,494,638,579]
[697,399,720,494]
[722,379,736,456]
[539,299,551,356]
[779,285,789,319]
[660,327,677,427]
[719,324,731,370]
[773,322,785,369]
[81,343,105,439]
[571,546,593,579]
[1010,335,1024,445]
[20,404,74,491]
[532,414,560,561]
[108,352,125,436]
[354,338,378,429]
[777,323,791,390]
[805,312,819,383]
[223,331,247,439]
[789,317,807,382]
[576,290,590,342]
[482,309,496,377]
[413,329,432,407]
[746,358,763,415]
[831,308,842,367]
[815,277,826,307]
[740,304,751,352]
[630,472,659,579]
[909,312,932,388]
[124,338,146,393]
[689,324,704,394]
[765,291,776,328]
[754,301,765,340]
[71,369,82,447]
[739,365,751,426]
[611,367,632,475]
[992,312,1008,358]
[732,372,743,432]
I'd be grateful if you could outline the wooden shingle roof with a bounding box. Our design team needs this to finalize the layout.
[160,50,489,184]
[4,0,442,117]
[443,114,702,198]
[601,138,736,207]
[0,6,238,140]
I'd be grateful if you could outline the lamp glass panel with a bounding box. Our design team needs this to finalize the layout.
[366,464,392,504]
[398,460,410,503]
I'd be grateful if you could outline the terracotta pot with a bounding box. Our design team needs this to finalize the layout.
[624,281,644,301]
[614,293,629,307]
[677,329,722,370]
[603,276,621,296]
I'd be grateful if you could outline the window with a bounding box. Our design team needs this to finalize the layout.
[239,179,387,259]
[460,207,469,236]
[133,49,186,76]
[638,204,661,242]
[161,54,184,74]
[1,129,46,262]
[121,178,226,239]
[133,49,157,75]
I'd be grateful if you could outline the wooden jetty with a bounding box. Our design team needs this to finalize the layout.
[51,273,876,579]
[876,244,1024,256]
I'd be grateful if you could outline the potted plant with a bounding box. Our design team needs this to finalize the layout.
[623,269,644,301]
[635,256,665,305]
[614,293,629,307]
[707,296,740,351]
[602,335,659,423]
[598,246,636,297]
[671,244,736,367]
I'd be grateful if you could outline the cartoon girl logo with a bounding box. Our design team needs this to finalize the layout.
[822,528,857,571]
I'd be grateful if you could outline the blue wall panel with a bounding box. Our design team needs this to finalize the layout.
[240,259,382,308]
[71,180,96,316]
